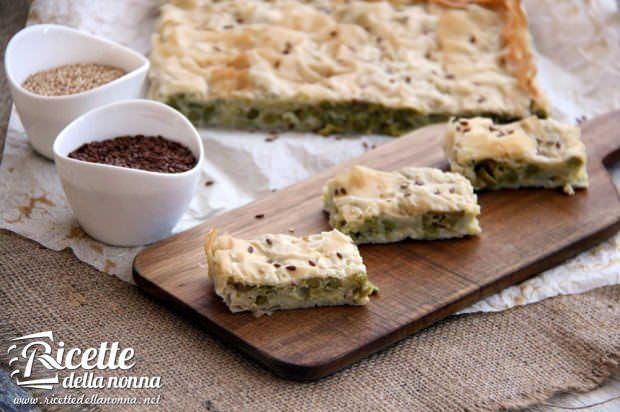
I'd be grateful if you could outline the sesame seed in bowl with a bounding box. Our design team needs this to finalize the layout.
[21,63,126,97]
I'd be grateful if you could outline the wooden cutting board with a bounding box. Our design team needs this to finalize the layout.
[133,111,620,380]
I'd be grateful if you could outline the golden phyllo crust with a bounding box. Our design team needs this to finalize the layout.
[149,0,549,135]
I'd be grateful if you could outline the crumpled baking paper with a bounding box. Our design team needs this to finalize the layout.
[1,0,618,314]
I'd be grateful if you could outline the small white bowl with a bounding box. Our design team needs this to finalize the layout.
[5,24,149,159]
[53,100,204,247]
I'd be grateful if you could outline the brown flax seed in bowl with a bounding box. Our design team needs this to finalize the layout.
[21,63,126,96]
[68,135,197,174]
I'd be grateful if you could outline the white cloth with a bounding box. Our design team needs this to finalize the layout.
[1,0,619,314]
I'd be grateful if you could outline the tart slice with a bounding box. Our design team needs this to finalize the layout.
[204,229,377,316]
[323,166,481,244]
[444,117,588,194]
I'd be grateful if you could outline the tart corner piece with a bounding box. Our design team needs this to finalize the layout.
[148,0,549,135]
[204,229,377,316]
[323,166,481,244]
[444,117,588,195]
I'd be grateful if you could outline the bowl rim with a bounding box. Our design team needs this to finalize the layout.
[53,99,205,179]
[5,24,150,102]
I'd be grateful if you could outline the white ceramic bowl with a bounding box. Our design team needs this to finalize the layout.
[53,100,204,247]
[5,24,149,159]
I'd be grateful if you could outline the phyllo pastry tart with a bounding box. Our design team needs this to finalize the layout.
[204,229,377,315]
[444,117,588,195]
[149,0,548,136]
[323,166,481,243]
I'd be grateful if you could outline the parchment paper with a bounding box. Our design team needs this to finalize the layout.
[1,0,618,314]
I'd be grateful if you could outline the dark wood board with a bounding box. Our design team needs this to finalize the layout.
[133,111,620,381]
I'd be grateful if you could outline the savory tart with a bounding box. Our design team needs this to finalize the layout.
[204,229,377,315]
[444,117,588,194]
[149,0,549,136]
[323,166,481,243]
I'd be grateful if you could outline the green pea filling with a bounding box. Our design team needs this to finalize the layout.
[346,217,397,242]
[474,159,518,186]
[229,275,377,309]
[327,195,478,241]
[422,212,465,236]
[472,158,582,189]
[166,94,524,137]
